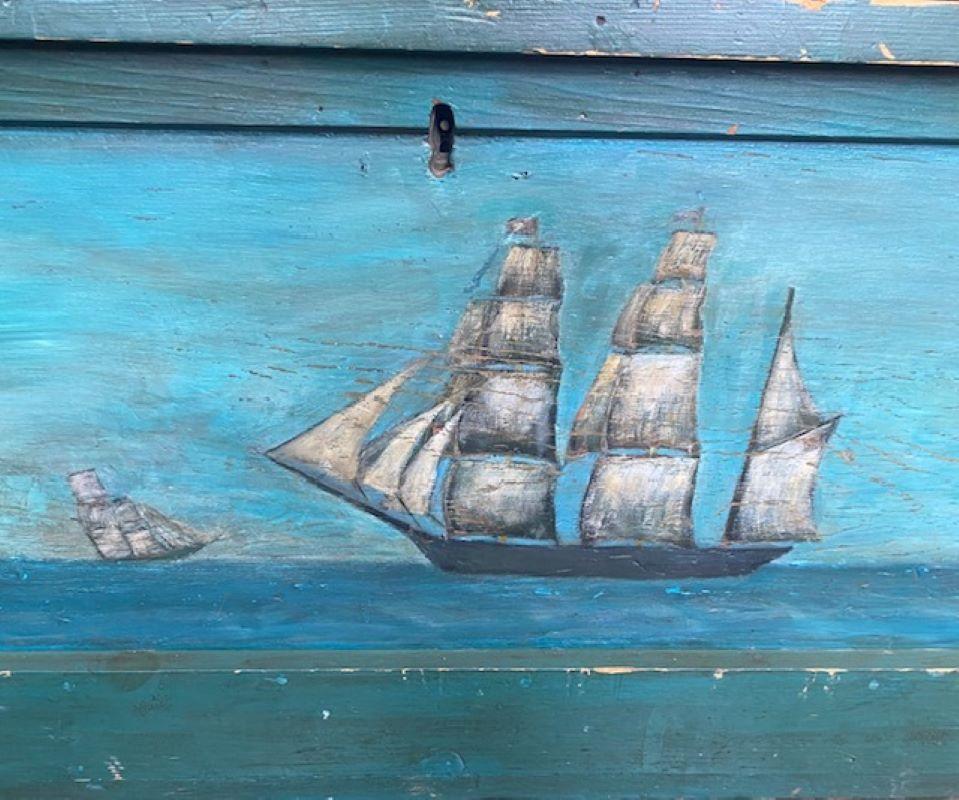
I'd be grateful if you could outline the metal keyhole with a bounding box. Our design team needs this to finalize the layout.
[428,102,455,178]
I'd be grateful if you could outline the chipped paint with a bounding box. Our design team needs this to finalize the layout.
[877,41,897,60]
[786,0,831,10]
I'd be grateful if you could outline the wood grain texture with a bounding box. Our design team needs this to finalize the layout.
[2,47,959,139]
[2,0,959,65]
[2,650,956,797]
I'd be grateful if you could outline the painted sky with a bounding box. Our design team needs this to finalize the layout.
[2,130,956,565]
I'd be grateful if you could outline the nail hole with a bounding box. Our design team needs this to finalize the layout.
[428,102,455,178]
[595,14,607,25]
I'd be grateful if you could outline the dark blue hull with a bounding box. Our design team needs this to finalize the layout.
[404,527,790,579]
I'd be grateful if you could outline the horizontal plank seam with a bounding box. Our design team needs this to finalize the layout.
[1,40,958,73]
[1,649,957,674]
[3,120,959,145]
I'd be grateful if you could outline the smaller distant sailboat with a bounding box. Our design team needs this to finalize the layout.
[68,469,213,560]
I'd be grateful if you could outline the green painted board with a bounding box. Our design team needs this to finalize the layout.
[3,0,959,65]
[2,650,957,797]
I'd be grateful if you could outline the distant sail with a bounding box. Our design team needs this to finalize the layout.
[569,230,715,547]
[267,359,425,485]
[444,458,556,540]
[725,289,840,543]
[68,469,211,561]
[581,455,697,547]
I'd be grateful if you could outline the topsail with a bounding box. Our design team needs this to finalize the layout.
[724,289,840,543]
[570,231,716,547]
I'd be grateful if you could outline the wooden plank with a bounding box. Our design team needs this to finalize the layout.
[2,47,959,139]
[1,651,956,797]
[3,128,959,652]
[1,0,959,65]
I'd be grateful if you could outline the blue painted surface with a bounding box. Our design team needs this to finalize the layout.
[1,561,955,650]
[2,129,957,647]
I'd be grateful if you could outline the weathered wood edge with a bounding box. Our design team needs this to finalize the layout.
[1,648,957,672]
[3,47,959,140]
[3,651,956,797]
[1,0,959,66]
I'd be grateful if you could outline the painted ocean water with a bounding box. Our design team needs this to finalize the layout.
[1,560,955,650]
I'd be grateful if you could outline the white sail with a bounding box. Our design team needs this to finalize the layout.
[267,359,425,484]
[448,299,559,367]
[360,402,450,498]
[444,458,557,540]
[68,470,208,560]
[726,419,838,542]
[612,283,705,351]
[569,352,701,455]
[496,245,562,299]
[654,231,717,282]
[395,410,462,515]
[484,299,560,365]
[457,371,557,459]
[725,290,840,544]
[607,352,701,453]
[567,353,622,458]
[581,455,697,547]
[753,311,822,450]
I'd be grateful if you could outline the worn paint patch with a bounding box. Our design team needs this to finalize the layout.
[877,41,897,59]
[786,0,831,10]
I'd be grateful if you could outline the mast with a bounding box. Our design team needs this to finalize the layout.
[441,218,563,541]
[569,231,715,547]
[723,289,840,543]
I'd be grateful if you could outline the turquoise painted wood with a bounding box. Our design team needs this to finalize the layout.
[2,7,959,795]
[2,0,959,65]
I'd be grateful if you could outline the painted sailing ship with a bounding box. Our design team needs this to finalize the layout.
[68,469,213,560]
[268,219,840,579]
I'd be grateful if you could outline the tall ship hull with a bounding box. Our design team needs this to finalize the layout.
[268,217,840,581]
[271,459,792,580]
[407,531,790,579]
